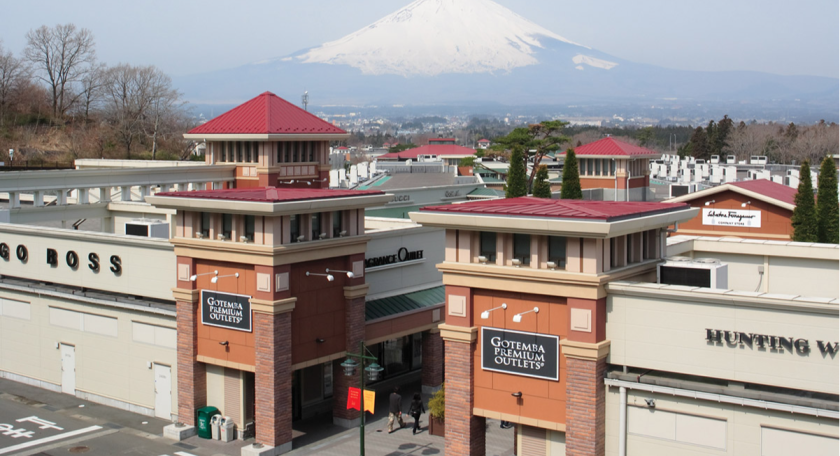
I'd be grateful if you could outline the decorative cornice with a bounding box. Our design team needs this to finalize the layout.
[172,235,370,267]
[250,297,296,315]
[473,407,565,432]
[439,324,478,343]
[172,287,199,303]
[560,339,611,361]
[344,283,370,300]
[196,355,255,372]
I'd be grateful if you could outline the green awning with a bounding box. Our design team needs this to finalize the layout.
[366,286,444,321]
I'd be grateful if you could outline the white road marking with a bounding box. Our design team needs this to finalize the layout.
[0,425,103,455]
[174,452,197,456]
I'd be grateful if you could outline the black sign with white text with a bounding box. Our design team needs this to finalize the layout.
[481,327,559,381]
[201,290,252,332]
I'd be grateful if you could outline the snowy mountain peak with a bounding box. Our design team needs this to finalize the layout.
[296,0,589,76]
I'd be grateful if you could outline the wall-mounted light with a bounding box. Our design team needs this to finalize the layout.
[513,307,539,323]
[511,392,522,398]
[511,259,522,267]
[704,200,716,206]
[190,270,219,282]
[546,261,557,270]
[211,273,239,284]
[741,201,751,208]
[645,398,656,408]
[480,303,506,320]
[478,255,488,264]
[326,268,354,278]
[219,341,229,346]
[306,271,334,282]
[316,338,325,344]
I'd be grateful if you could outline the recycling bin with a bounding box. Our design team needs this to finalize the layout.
[220,416,235,442]
[210,414,222,440]
[195,406,220,439]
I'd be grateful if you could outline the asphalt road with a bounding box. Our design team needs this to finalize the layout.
[0,378,223,456]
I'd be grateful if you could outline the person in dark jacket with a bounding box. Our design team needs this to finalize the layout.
[408,392,426,434]
[388,387,405,433]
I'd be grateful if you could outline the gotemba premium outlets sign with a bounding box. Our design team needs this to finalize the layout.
[702,208,761,228]
[481,327,559,381]
[201,290,252,332]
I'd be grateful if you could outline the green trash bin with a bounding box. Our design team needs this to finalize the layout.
[196,406,220,439]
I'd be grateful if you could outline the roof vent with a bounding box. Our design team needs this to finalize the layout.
[694,258,721,265]
[666,256,693,263]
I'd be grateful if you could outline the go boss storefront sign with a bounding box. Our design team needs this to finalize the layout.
[481,327,559,381]
[0,242,123,274]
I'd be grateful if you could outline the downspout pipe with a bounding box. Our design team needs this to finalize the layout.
[619,386,627,456]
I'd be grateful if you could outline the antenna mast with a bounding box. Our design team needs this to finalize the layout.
[302,91,309,112]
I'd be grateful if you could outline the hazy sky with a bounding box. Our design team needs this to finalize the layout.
[1,0,837,78]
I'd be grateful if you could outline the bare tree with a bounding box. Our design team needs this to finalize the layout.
[102,64,156,157]
[141,69,182,159]
[76,62,107,121]
[24,24,96,119]
[0,42,30,126]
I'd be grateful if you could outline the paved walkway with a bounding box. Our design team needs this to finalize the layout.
[0,373,514,455]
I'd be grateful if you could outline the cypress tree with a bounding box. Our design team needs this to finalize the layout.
[532,165,551,198]
[505,146,528,198]
[816,156,839,244]
[560,148,583,199]
[791,160,818,242]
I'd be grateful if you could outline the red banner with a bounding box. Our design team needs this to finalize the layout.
[347,387,361,411]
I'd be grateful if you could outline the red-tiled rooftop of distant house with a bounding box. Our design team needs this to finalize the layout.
[155,187,384,203]
[379,144,476,160]
[420,197,690,221]
[187,92,346,135]
[561,137,659,157]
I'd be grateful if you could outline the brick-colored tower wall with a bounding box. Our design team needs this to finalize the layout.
[254,311,292,447]
[564,357,607,456]
[421,330,444,389]
[333,295,365,422]
[445,339,486,456]
[177,300,205,425]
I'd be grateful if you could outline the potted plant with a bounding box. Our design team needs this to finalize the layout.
[428,385,445,437]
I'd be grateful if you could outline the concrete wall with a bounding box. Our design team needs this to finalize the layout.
[0,287,177,418]
[0,223,176,301]
[365,222,444,300]
[605,386,838,456]
[606,284,839,395]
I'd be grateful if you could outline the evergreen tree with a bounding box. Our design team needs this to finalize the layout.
[816,156,839,244]
[505,146,528,198]
[715,115,733,156]
[791,160,818,242]
[560,148,582,199]
[688,127,710,160]
[532,165,551,198]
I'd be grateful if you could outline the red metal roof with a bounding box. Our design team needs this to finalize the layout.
[729,179,797,206]
[420,197,689,221]
[155,186,383,203]
[478,139,490,143]
[379,144,476,160]
[430,138,456,142]
[188,92,346,135]
[561,137,659,157]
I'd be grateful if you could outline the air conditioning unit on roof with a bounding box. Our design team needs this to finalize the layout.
[658,258,728,289]
[125,219,169,239]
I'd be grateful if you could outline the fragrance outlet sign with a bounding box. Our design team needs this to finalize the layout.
[201,290,252,332]
[481,327,559,381]
[702,208,761,228]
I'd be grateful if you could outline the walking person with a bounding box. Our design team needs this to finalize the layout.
[408,392,425,434]
[388,387,405,433]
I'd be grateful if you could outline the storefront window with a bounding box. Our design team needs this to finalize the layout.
[311,213,322,239]
[514,233,531,265]
[480,231,497,261]
[548,236,567,269]
[290,215,300,242]
[332,211,342,237]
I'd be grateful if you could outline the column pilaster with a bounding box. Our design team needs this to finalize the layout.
[174,287,204,426]
[440,324,485,456]
[333,283,369,427]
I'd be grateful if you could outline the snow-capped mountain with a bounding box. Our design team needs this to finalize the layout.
[297,0,594,76]
[177,0,837,111]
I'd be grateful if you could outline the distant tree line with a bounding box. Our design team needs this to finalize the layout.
[0,24,198,163]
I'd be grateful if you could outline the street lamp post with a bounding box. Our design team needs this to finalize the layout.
[340,340,383,456]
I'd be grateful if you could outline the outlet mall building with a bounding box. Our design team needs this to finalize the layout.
[0,92,838,456]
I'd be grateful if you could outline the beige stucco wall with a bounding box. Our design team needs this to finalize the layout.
[606,286,839,395]
[0,223,176,301]
[605,386,838,456]
[0,287,177,418]
[365,223,444,300]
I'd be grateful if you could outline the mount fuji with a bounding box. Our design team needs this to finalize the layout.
[177,0,837,111]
